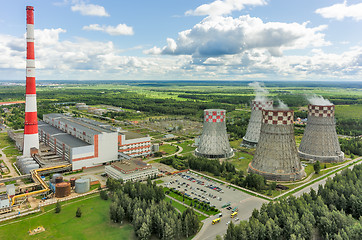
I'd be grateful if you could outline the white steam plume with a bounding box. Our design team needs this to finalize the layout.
[306,94,332,106]
[249,82,269,103]
[277,100,289,110]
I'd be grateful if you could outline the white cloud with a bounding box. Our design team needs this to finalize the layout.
[315,2,362,21]
[71,3,109,17]
[83,24,134,36]
[0,28,190,80]
[185,0,266,16]
[146,15,330,57]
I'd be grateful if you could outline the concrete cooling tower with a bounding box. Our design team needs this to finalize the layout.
[242,100,273,147]
[248,109,306,181]
[195,109,233,159]
[298,104,344,163]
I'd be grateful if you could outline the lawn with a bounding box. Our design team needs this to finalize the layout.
[0,133,16,149]
[228,151,254,173]
[0,195,135,240]
[159,144,178,155]
[335,104,362,119]
[174,140,196,154]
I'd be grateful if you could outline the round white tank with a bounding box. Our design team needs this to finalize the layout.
[75,179,90,194]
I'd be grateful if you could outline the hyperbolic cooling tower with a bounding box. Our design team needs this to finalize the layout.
[248,109,306,181]
[298,104,344,162]
[195,109,233,158]
[243,100,273,147]
[23,6,39,157]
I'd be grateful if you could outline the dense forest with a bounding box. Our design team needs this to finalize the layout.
[224,165,362,240]
[106,178,200,240]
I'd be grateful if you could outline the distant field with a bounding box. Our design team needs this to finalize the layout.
[0,195,135,240]
[335,105,362,119]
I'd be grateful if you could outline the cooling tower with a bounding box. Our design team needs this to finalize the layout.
[298,104,344,162]
[248,109,306,181]
[242,100,273,147]
[195,109,233,158]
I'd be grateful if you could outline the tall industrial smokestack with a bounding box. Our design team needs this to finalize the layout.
[248,109,305,181]
[23,6,39,157]
[298,104,344,162]
[242,100,273,147]
[195,109,233,158]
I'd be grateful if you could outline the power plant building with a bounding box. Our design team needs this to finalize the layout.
[38,114,150,170]
[195,109,233,159]
[243,100,273,147]
[105,160,159,182]
[248,109,306,181]
[298,104,344,162]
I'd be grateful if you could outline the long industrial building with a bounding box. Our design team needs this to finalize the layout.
[38,114,151,170]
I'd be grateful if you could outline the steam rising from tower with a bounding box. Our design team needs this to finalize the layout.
[298,103,344,162]
[248,109,305,181]
[23,6,39,157]
[243,82,273,147]
[195,109,233,158]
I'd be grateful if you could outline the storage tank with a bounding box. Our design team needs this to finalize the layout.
[75,179,90,194]
[55,176,63,184]
[52,174,62,182]
[70,178,76,188]
[80,176,91,189]
[55,182,71,198]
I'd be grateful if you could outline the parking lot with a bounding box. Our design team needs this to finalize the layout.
[161,171,268,239]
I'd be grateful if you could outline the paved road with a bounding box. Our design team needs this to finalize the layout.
[0,147,19,177]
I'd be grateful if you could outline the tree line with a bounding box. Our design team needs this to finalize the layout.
[339,137,362,157]
[224,165,362,240]
[106,178,200,240]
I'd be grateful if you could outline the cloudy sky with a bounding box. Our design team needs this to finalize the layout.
[1,0,362,81]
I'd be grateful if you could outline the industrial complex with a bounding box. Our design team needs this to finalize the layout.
[195,109,233,159]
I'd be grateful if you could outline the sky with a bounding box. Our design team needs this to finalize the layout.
[1,0,362,81]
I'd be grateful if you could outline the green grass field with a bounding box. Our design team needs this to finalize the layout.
[159,144,178,155]
[0,133,15,149]
[335,105,362,119]
[0,195,135,240]
[175,140,196,154]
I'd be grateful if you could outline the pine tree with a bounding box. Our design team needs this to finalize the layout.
[76,207,82,218]
[55,201,61,213]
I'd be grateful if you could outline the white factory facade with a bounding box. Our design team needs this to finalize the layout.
[38,114,151,170]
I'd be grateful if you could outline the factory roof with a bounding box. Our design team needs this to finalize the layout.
[119,131,146,140]
[44,114,115,134]
[38,121,91,148]
[111,160,152,174]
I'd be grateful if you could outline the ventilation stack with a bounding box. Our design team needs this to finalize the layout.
[248,109,305,181]
[242,100,273,147]
[298,104,344,162]
[195,109,233,159]
[23,6,39,157]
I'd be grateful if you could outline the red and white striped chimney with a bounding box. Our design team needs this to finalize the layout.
[23,6,39,157]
